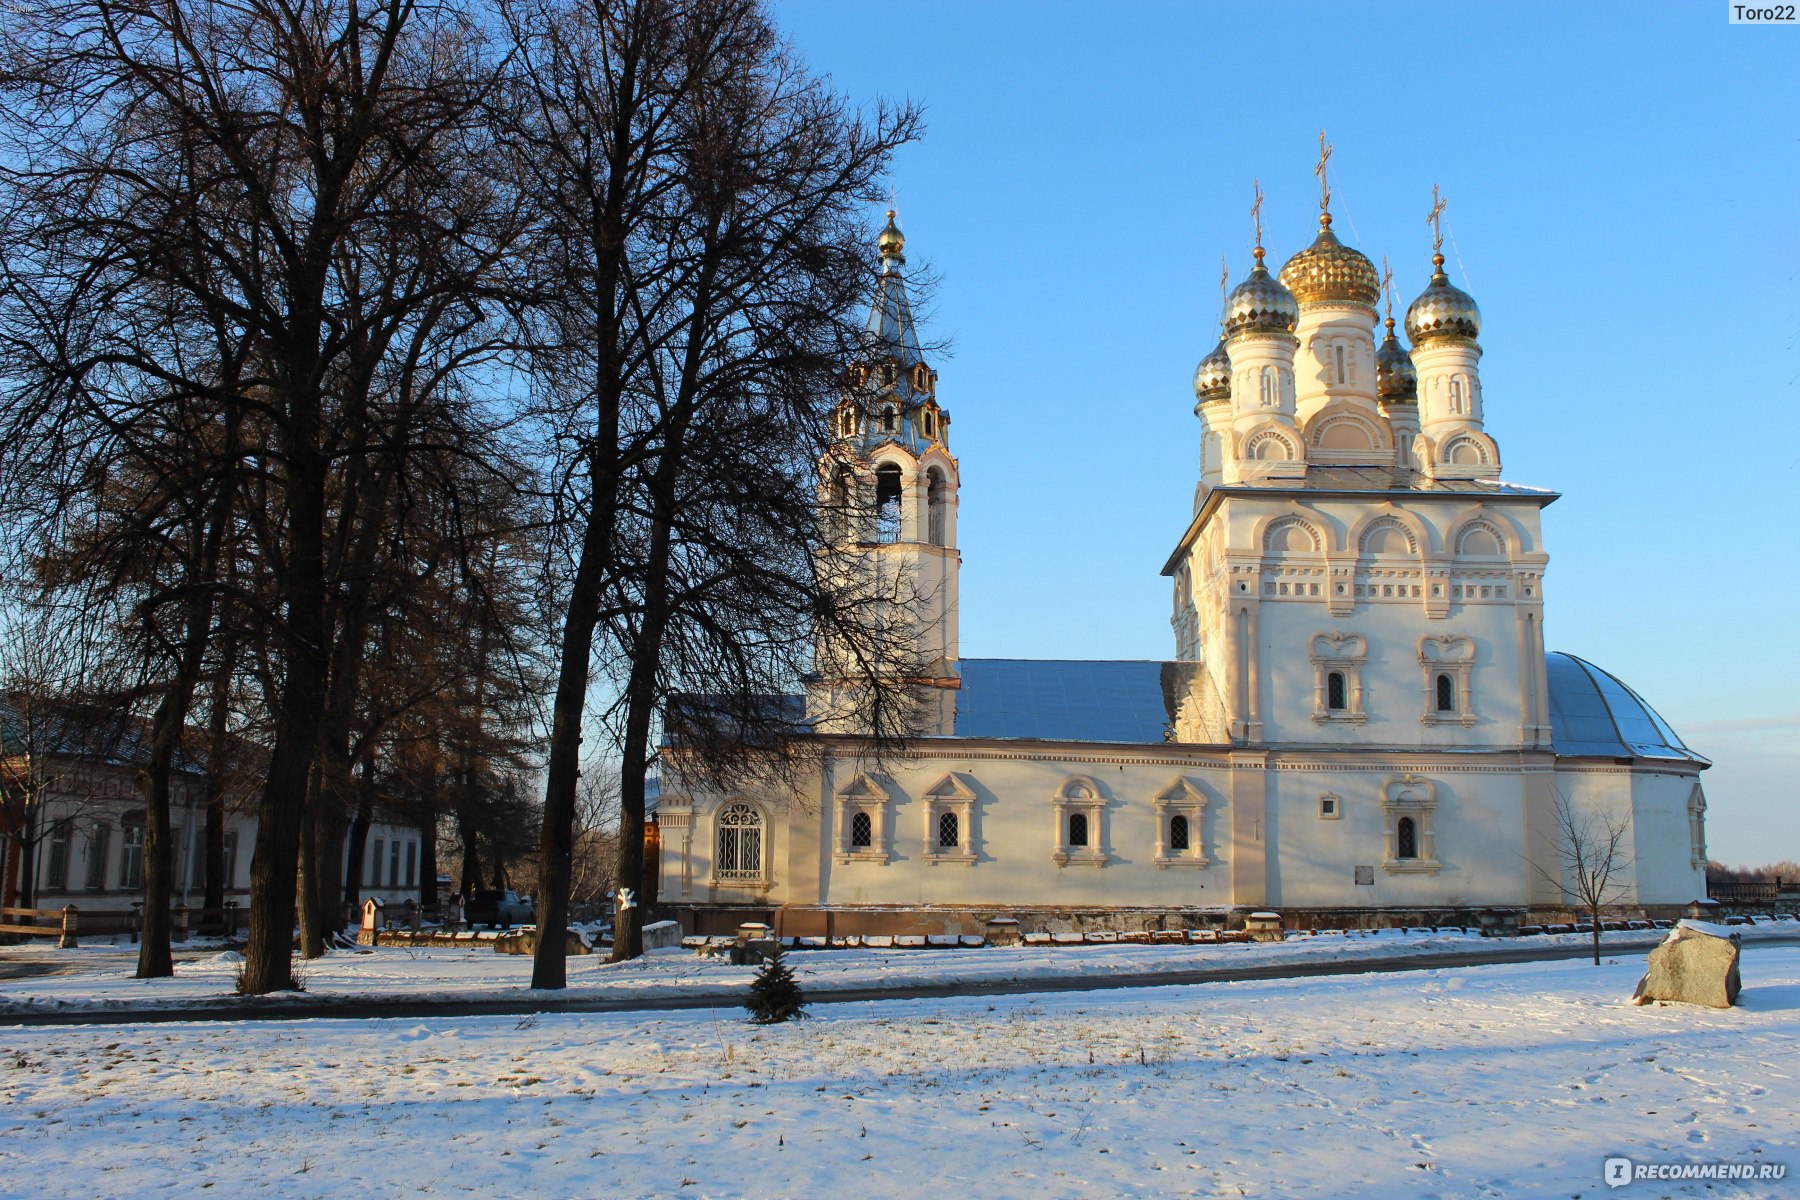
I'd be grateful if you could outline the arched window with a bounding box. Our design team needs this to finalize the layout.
[715,804,763,881]
[926,469,946,546]
[937,810,959,849]
[1449,377,1465,414]
[1396,816,1418,860]
[1334,344,1347,385]
[924,410,935,439]
[1067,813,1090,848]
[1436,673,1455,713]
[882,363,897,386]
[875,464,902,543]
[1260,366,1276,407]
[1168,814,1189,852]
[880,404,897,433]
[1327,671,1347,711]
[850,811,873,849]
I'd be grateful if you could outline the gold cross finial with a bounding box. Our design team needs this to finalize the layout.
[1250,179,1265,255]
[1219,255,1230,319]
[1315,130,1333,214]
[1427,185,1447,255]
[1380,255,1395,320]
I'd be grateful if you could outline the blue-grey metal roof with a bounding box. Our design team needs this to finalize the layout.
[940,653,1704,763]
[1544,651,1707,764]
[951,659,1184,744]
[864,256,924,365]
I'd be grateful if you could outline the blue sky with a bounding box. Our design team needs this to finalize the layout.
[773,1,1799,867]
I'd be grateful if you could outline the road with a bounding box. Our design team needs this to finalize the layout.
[6,933,1792,1028]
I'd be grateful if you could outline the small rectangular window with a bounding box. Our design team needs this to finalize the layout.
[370,838,384,888]
[222,830,239,891]
[1067,813,1089,848]
[120,823,144,890]
[85,825,110,892]
[389,839,401,888]
[404,841,417,888]
[45,821,71,890]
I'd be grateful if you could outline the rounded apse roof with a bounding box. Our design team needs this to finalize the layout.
[1545,652,1707,764]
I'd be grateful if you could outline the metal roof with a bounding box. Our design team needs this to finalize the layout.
[939,653,1705,763]
[951,659,1183,744]
[1544,651,1707,764]
[863,256,924,366]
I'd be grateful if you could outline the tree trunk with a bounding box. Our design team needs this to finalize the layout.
[297,769,326,959]
[531,504,614,989]
[418,810,439,908]
[344,799,372,912]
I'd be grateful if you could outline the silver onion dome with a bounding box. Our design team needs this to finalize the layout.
[1405,253,1481,344]
[1374,317,1417,402]
[1192,337,1231,406]
[1225,249,1299,337]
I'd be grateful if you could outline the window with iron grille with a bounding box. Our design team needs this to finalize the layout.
[716,804,764,881]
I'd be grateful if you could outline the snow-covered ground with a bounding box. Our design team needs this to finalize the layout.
[2,941,1797,1198]
[3,921,1797,1015]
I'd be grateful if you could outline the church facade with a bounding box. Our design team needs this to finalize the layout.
[653,195,1710,937]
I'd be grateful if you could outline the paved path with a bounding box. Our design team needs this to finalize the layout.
[8,934,1794,1028]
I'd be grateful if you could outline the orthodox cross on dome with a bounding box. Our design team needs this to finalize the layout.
[1219,255,1230,324]
[1250,178,1265,258]
[1427,185,1447,255]
[1314,130,1333,215]
[1380,256,1395,319]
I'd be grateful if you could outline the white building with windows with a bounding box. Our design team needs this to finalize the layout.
[2,705,427,922]
[654,203,1710,937]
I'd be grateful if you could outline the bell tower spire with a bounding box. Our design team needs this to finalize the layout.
[812,209,962,735]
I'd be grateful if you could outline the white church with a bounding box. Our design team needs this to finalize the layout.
[653,186,1711,937]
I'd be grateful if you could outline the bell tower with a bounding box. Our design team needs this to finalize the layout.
[810,211,962,735]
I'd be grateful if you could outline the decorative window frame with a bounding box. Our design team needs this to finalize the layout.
[1310,632,1369,724]
[1418,635,1477,727]
[1153,778,1209,868]
[1380,775,1440,875]
[1318,792,1342,820]
[710,800,773,891]
[1051,776,1108,867]
[833,772,893,865]
[921,774,977,865]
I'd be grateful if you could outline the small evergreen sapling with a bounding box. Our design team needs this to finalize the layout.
[744,943,807,1023]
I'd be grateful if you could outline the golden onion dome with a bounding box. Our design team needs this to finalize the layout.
[1279,214,1381,307]
[1405,253,1481,344]
[1224,249,1298,337]
[877,209,905,260]
[1192,337,1231,407]
[1374,317,1417,403]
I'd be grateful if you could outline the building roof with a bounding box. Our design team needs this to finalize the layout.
[951,659,1185,744]
[938,654,1704,764]
[1543,651,1707,765]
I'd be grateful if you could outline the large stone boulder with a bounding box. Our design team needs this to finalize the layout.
[494,927,591,957]
[1631,920,1740,1008]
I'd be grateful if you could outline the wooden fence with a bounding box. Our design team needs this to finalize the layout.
[0,902,243,947]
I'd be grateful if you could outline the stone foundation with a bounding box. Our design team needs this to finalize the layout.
[664,903,1548,938]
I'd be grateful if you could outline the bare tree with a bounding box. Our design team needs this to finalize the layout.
[0,0,521,992]
[1533,790,1635,966]
[503,0,923,984]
